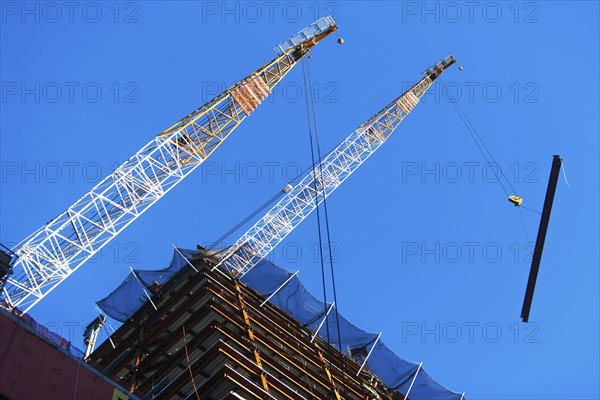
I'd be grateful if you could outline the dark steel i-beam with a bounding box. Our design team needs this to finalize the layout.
[521,155,562,323]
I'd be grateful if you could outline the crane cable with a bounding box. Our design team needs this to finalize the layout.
[440,78,519,199]
[518,206,531,245]
[305,57,344,352]
[439,77,539,251]
[302,56,348,393]
[207,158,346,251]
[209,189,287,250]
[210,146,363,250]
[301,56,332,344]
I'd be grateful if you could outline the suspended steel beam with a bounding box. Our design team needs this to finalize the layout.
[521,155,562,322]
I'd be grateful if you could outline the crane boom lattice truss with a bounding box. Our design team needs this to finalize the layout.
[216,56,456,277]
[2,17,338,312]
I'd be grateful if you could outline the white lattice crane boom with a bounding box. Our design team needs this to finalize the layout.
[215,56,456,276]
[1,17,338,312]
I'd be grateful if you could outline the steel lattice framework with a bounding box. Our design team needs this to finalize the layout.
[216,56,456,277]
[2,16,338,312]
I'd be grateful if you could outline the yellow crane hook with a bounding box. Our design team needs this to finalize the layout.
[508,195,523,206]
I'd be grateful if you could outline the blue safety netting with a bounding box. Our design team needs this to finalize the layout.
[97,249,464,399]
[96,248,195,321]
[241,259,464,400]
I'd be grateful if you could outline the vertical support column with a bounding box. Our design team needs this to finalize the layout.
[234,279,270,393]
[129,322,145,393]
[317,349,342,400]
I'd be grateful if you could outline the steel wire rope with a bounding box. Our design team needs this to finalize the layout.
[303,56,348,395]
[301,57,331,345]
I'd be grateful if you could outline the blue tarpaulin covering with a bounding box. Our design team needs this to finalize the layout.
[97,249,464,400]
[242,259,464,400]
[96,248,194,321]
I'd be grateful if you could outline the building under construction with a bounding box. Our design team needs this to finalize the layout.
[0,16,464,400]
[89,248,404,399]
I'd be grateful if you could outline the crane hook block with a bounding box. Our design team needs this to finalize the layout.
[508,195,523,206]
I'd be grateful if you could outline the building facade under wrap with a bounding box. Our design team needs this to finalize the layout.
[91,247,464,399]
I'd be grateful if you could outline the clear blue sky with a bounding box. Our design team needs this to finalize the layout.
[1,1,598,399]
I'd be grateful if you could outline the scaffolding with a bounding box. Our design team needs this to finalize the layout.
[90,250,402,400]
